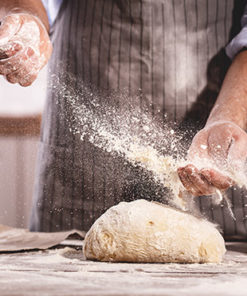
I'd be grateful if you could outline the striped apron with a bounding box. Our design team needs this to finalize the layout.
[30,0,247,239]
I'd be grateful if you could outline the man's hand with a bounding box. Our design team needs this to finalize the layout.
[0,13,52,86]
[177,121,247,196]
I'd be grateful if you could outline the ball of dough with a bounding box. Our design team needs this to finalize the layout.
[83,199,226,263]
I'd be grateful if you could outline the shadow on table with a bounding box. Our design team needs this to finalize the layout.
[226,242,247,254]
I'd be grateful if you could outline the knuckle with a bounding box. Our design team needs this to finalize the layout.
[20,77,35,87]
[19,72,38,87]
[19,80,31,87]
[0,63,13,75]
[26,47,35,57]
[6,74,18,84]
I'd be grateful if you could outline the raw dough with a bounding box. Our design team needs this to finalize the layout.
[83,199,226,263]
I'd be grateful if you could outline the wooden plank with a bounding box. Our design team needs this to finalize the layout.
[0,137,39,228]
[0,242,246,296]
[0,115,41,136]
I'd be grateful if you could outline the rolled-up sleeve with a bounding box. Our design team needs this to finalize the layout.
[41,0,63,26]
[226,2,247,59]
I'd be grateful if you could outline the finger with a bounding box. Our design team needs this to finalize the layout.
[0,53,26,75]
[5,73,17,84]
[5,50,39,85]
[177,167,202,196]
[187,169,215,196]
[18,68,39,87]
[0,15,20,46]
[207,126,232,163]
[0,42,23,59]
[0,47,35,75]
[178,167,192,190]
[187,130,209,162]
[19,73,38,86]
[200,168,233,191]
[7,69,38,86]
[228,134,247,169]
[183,164,214,196]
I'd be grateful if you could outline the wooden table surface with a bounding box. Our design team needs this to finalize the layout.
[0,242,246,296]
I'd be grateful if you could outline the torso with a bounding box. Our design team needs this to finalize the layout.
[30,0,247,240]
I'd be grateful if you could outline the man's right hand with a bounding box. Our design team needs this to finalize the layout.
[0,13,52,86]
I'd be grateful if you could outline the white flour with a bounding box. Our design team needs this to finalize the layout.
[0,245,246,296]
[51,73,188,209]
[49,72,247,213]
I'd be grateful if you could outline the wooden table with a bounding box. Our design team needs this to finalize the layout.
[0,115,41,136]
[0,242,246,296]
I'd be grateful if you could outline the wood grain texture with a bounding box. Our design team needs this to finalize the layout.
[0,242,246,296]
[0,115,41,136]
[0,137,39,227]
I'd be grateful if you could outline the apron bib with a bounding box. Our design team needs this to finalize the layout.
[30,0,247,239]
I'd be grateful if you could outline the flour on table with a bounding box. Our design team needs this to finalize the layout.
[83,200,226,264]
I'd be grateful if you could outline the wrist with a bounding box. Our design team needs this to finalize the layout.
[0,1,49,32]
[204,119,245,132]
[206,102,247,130]
[206,113,247,130]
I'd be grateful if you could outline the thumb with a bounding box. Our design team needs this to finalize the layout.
[0,14,21,46]
[187,130,209,162]
[227,134,247,187]
[227,133,247,170]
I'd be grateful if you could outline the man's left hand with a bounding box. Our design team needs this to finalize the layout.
[177,121,247,196]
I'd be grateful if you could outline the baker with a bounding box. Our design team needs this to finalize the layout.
[1,0,247,239]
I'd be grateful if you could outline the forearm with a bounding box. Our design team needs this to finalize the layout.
[207,50,247,130]
[0,0,49,31]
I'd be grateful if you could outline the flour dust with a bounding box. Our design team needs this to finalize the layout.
[49,71,191,210]
[48,71,245,215]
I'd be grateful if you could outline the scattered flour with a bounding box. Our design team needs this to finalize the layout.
[49,72,247,213]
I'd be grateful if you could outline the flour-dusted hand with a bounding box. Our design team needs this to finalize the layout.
[177,121,247,196]
[0,13,52,86]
